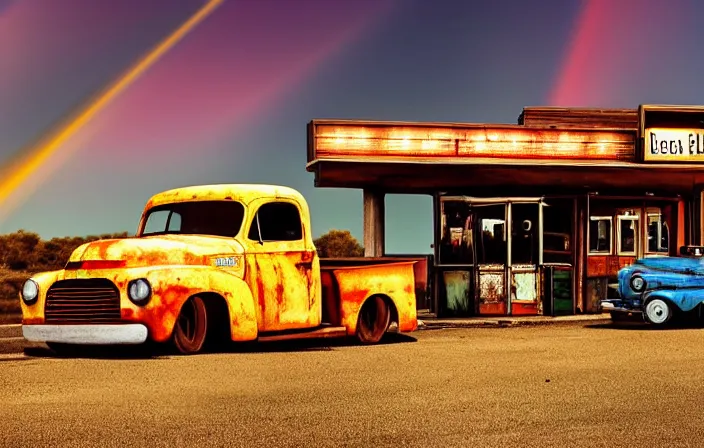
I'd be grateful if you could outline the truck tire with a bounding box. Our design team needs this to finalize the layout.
[173,295,208,355]
[356,296,391,345]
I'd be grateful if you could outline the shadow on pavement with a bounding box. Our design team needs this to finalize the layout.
[20,332,417,360]
[23,344,170,360]
[222,332,417,354]
[585,319,704,331]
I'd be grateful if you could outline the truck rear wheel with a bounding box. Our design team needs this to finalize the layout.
[173,295,208,355]
[356,296,391,345]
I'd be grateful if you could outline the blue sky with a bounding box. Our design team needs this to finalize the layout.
[1,0,702,254]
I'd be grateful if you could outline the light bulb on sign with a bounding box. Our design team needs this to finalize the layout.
[421,140,438,150]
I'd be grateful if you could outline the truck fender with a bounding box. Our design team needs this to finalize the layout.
[143,268,258,343]
[331,262,418,336]
[206,270,259,342]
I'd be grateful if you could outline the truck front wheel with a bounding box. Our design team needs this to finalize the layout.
[356,296,391,345]
[172,295,208,355]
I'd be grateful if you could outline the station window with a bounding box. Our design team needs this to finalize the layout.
[439,200,474,265]
[588,216,612,255]
[542,199,573,264]
[646,209,669,254]
[511,203,539,265]
[617,213,639,256]
[248,201,303,242]
[476,205,506,265]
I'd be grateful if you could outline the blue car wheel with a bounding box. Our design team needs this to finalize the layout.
[644,298,672,325]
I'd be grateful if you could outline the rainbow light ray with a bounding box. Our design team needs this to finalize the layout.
[0,0,225,212]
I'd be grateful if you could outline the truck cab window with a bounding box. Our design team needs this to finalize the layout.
[143,210,173,234]
[141,201,244,237]
[249,202,303,242]
[588,217,612,254]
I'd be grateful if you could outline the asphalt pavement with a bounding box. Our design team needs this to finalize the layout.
[1,321,703,447]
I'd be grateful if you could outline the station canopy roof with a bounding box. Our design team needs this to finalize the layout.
[305,107,704,195]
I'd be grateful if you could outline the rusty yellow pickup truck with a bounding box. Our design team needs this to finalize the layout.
[19,184,418,355]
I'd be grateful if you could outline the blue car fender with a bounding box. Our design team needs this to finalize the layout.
[642,289,703,313]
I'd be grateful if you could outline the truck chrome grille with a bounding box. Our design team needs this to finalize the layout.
[45,279,122,324]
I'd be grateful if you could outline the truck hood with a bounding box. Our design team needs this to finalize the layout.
[67,235,245,268]
[634,256,704,274]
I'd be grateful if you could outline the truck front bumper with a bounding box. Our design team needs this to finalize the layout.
[22,324,148,345]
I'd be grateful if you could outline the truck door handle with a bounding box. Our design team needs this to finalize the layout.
[296,261,313,269]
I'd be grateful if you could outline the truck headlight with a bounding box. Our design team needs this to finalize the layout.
[21,279,39,305]
[630,275,646,293]
[128,278,151,305]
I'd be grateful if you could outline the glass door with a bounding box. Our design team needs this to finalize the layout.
[541,198,575,315]
[437,198,475,316]
[474,203,508,315]
[510,203,540,315]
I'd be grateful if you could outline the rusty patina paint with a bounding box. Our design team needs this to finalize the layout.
[39,265,257,342]
[138,184,309,231]
[511,266,538,303]
[67,234,246,269]
[320,270,340,324]
[20,184,318,343]
[329,261,418,335]
[121,267,257,342]
[243,243,322,332]
[20,183,416,346]
[479,265,505,303]
[19,270,61,325]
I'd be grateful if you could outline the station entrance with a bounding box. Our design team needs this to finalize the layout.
[436,196,574,316]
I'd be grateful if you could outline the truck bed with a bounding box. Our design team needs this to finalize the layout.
[319,257,422,331]
[320,256,429,303]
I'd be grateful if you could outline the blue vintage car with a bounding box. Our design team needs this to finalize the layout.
[601,247,704,325]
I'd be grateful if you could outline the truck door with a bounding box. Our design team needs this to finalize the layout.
[245,200,314,331]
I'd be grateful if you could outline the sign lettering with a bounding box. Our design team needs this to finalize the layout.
[644,128,704,162]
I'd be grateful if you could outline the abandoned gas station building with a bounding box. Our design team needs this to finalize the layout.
[306,105,704,317]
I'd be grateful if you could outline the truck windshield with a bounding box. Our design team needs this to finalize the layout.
[141,200,246,238]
